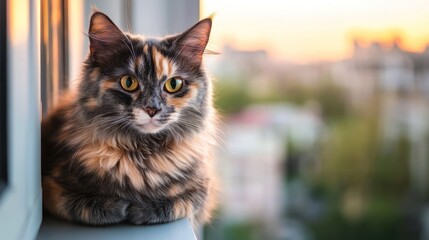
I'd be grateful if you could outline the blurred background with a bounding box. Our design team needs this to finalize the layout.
[201,1,429,240]
[4,0,429,239]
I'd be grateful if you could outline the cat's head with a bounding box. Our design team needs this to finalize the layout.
[78,11,213,138]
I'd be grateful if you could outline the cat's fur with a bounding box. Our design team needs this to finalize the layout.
[41,11,218,226]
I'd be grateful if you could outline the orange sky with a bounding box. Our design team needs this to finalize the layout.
[201,0,429,63]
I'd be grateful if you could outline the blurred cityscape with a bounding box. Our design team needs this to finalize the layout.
[205,38,429,240]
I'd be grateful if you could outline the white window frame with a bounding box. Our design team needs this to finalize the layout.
[0,0,42,239]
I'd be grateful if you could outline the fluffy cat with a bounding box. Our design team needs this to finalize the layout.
[41,11,218,226]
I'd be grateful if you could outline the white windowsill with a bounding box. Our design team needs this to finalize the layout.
[37,215,197,240]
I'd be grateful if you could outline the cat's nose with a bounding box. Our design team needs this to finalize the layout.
[144,107,160,117]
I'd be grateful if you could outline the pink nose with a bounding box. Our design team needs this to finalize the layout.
[144,107,159,117]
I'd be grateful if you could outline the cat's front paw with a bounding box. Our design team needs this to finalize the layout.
[110,199,131,220]
[127,200,174,225]
[72,197,130,225]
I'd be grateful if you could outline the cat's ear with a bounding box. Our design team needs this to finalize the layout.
[88,11,127,62]
[172,18,212,66]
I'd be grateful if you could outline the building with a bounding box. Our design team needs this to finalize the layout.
[216,104,323,237]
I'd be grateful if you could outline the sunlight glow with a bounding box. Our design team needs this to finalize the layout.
[201,0,429,62]
[9,0,29,45]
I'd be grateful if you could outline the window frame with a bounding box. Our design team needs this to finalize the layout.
[0,0,7,195]
[0,0,42,239]
[41,0,69,114]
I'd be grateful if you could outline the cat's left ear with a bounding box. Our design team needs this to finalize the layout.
[172,18,212,66]
[88,11,128,62]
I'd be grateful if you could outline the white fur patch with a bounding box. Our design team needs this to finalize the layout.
[133,108,165,133]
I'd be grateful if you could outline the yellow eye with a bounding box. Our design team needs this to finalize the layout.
[120,75,139,91]
[164,77,183,93]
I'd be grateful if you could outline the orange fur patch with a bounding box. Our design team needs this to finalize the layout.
[151,48,165,79]
[151,47,176,80]
[145,170,166,187]
[80,208,91,223]
[134,55,143,72]
[173,199,193,219]
[100,79,116,93]
[167,183,186,197]
[89,68,101,81]
[167,61,174,77]
[196,177,218,224]
[148,154,173,173]
[77,145,145,190]
[84,98,98,109]
[115,155,145,189]
[168,84,197,108]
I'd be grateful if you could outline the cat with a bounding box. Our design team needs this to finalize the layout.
[41,10,218,226]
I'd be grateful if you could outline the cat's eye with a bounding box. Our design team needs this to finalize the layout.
[164,77,183,93]
[120,75,139,92]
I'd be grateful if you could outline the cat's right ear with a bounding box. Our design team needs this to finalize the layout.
[88,11,127,62]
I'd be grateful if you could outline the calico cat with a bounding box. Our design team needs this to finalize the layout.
[41,11,218,226]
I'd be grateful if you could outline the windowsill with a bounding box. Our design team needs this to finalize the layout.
[37,215,196,240]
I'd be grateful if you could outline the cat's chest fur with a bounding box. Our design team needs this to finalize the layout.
[74,134,206,192]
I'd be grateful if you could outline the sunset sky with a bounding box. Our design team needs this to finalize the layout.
[201,0,429,63]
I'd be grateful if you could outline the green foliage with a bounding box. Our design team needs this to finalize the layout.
[309,194,407,240]
[213,80,252,114]
[214,79,348,122]
[222,222,264,240]
[372,136,410,196]
[308,106,417,239]
[318,115,377,191]
[205,218,265,240]
[313,83,348,122]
